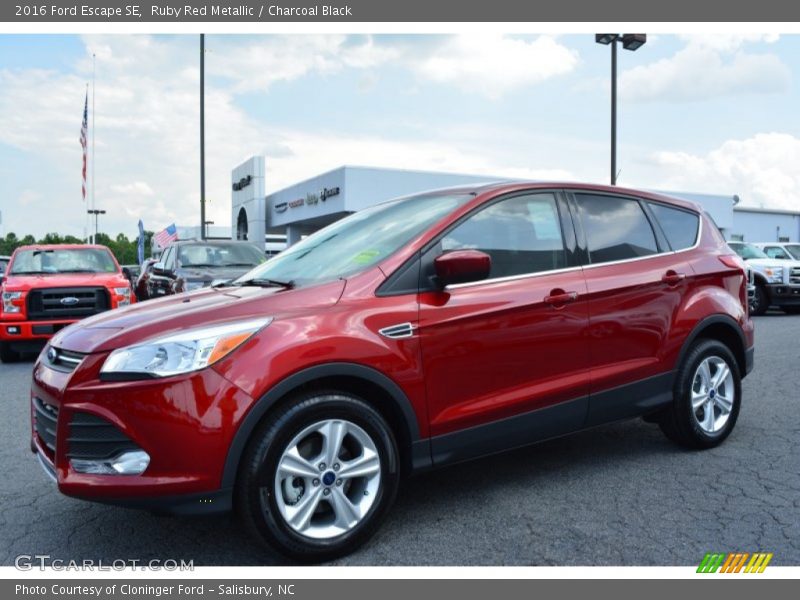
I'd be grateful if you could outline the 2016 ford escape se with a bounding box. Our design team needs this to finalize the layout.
[31,182,754,561]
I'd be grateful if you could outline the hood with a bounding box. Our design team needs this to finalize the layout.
[2,272,128,290]
[51,279,346,354]
[177,265,255,285]
[743,258,800,269]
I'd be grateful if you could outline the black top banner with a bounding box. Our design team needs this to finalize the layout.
[3,0,800,22]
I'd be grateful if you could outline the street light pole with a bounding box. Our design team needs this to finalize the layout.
[200,33,206,241]
[87,209,106,242]
[595,34,647,186]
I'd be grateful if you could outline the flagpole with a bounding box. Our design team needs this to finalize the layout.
[91,53,96,244]
[84,82,90,243]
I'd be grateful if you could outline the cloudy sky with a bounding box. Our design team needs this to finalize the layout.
[1,33,799,239]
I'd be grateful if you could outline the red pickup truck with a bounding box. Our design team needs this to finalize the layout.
[0,244,134,362]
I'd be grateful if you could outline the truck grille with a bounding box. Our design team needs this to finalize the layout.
[26,287,110,321]
[67,412,139,461]
[791,267,800,285]
[33,397,58,456]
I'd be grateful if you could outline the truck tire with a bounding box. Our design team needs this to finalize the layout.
[750,284,769,316]
[0,342,20,363]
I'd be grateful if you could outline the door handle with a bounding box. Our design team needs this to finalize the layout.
[544,289,578,306]
[661,270,686,285]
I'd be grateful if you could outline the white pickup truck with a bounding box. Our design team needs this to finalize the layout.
[728,241,800,315]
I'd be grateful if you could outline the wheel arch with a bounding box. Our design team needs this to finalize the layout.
[676,314,748,377]
[221,363,428,489]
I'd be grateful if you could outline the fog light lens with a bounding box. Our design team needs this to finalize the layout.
[7,326,20,334]
[70,450,150,475]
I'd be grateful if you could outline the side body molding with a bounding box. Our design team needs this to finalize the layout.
[221,362,428,488]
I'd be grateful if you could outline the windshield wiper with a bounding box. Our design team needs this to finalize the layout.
[181,263,219,268]
[10,270,50,275]
[221,262,258,267]
[237,278,295,289]
[58,269,99,273]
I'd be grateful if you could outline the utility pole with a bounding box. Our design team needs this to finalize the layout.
[200,34,206,240]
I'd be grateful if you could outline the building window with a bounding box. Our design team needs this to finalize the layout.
[730,234,745,242]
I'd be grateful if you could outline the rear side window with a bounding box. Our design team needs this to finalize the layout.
[441,193,568,278]
[574,194,658,264]
[648,202,700,250]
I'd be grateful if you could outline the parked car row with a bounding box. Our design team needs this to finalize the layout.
[727,241,800,315]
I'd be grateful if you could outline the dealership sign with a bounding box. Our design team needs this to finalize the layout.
[232,175,252,191]
[274,186,342,213]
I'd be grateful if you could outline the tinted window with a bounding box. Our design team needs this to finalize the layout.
[785,244,800,260]
[575,194,658,264]
[648,203,699,251]
[177,243,266,268]
[441,193,567,278]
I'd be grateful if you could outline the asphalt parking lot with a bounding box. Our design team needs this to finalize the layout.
[1,314,798,567]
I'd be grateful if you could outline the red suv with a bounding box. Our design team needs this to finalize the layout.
[30,183,753,561]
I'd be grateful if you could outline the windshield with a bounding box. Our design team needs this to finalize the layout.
[237,192,471,287]
[10,248,118,275]
[178,243,266,268]
[729,243,767,260]
[784,244,800,260]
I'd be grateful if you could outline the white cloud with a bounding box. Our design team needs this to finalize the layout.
[620,34,789,103]
[648,133,800,209]
[208,35,398,93]
[414,35,579,99]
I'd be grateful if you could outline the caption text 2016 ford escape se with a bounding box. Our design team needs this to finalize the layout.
[30,182,754,561]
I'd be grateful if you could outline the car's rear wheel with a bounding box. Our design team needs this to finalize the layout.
[750,284,769,316]
[236,391,400,562]
[659,339,741,449]
[0,342,20,363]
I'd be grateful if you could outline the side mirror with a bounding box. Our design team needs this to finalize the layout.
[121,266,132,282]
[434,250,491,287]
[152,262,173,277]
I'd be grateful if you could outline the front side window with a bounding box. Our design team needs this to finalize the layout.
[729,243,767,260]
[575,194,658,264]
[648,202,700,251]
[10,248,117,275]
[440,193,567,279]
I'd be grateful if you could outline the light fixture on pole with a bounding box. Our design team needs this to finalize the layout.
[595,33,647,186]
[87,209,106,242]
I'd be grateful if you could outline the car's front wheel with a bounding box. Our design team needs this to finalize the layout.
[0,341,20,363]
[236,391,400,562]
[658,339,742,449]
[750,284,769,316]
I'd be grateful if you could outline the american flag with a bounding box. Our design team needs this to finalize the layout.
[79,91,88,201]
[154,224,178,249]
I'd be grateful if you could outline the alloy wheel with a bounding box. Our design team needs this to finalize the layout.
[690,356,735,434]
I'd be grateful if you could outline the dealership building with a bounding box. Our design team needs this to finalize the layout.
[230,155,800,250]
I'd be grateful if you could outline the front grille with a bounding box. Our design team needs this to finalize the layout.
[45,346,86,373]
[67,412,139,461]
[791,267,800,285]
[26,287,110,321]
[33,397,58,456]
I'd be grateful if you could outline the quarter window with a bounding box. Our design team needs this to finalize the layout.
[575,194,658,264]
[440,193,567,279]
[648,202,699,251]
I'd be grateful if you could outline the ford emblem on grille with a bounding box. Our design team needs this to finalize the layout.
[47,347,58,363]
[60,297,80,305]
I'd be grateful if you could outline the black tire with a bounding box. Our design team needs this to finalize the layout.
[659,339,742,449]
[782,306,800,315]
[0,342,20,363]
[750,284,769,316]
[236,391,400,563]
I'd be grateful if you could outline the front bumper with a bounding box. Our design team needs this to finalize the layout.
[30,349,254,514]
[765,283,800,306]
[1,319,78,351]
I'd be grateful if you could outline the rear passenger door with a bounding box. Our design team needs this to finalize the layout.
[569,192,697,425]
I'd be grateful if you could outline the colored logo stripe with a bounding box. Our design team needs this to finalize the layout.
[697,552,773,573]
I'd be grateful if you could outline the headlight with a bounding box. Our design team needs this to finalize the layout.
[100,318,272,379]
[185,280,207,291]
[2,291,23,313]
[113,286,131,306]
[764,267,783,283]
